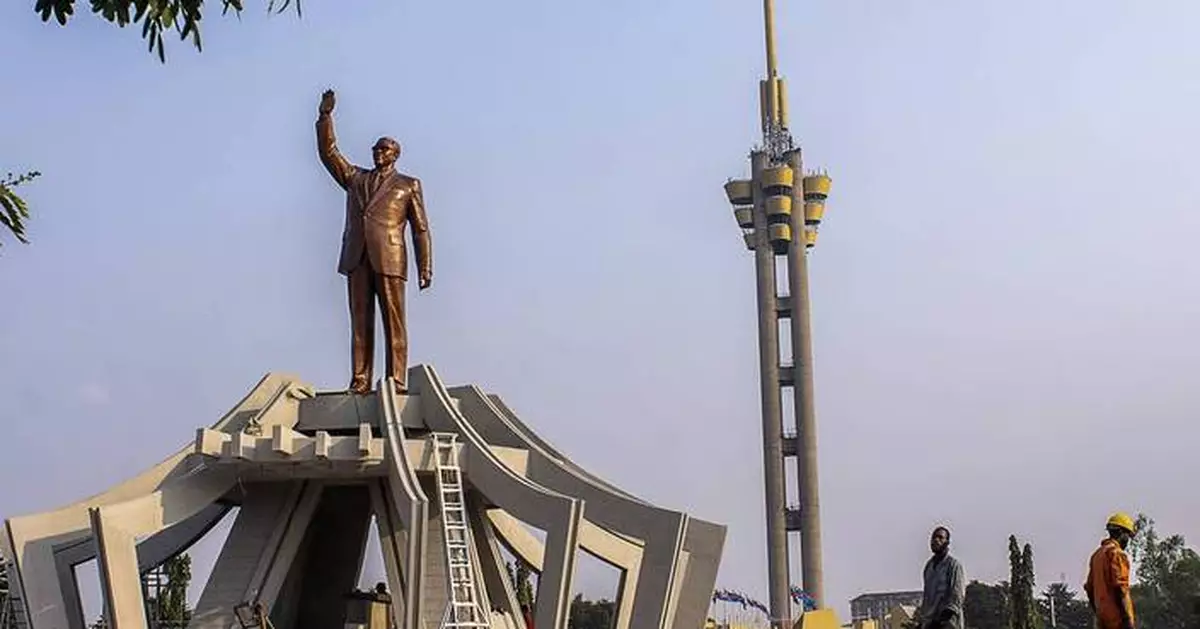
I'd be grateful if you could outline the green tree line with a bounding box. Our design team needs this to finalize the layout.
[964,516,1200,629]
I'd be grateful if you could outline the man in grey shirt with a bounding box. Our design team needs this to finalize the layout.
[919,526,966,629]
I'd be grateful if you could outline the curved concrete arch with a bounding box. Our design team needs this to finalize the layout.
[482,389,726,629]
[451,385,689,629]
[409,366,583,629]
[51,503,232,629]
[89,468,239,629]
[3,373,303,629]
[377,382,430,629]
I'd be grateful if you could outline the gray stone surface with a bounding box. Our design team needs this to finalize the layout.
[296,393,379,432]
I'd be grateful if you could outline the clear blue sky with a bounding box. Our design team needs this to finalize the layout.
[4,0,1200,621]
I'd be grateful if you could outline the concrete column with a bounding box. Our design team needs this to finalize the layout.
[288,485,373,629]
[750,150,791,628]
[784,148,824,608]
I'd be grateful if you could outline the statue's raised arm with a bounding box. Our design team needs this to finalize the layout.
[315,89,358,190]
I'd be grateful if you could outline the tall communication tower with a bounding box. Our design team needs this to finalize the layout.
[722,1,834,626]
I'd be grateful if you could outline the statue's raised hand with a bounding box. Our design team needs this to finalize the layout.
[319,89,336,115]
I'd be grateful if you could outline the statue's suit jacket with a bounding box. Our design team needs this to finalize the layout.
[316,113,432,280]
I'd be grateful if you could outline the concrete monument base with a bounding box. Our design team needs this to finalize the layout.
[2,365,725,629]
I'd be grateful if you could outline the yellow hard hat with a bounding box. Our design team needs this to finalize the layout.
[1107,512,1136,533]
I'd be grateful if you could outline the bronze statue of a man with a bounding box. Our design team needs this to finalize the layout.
[316,89,432,394]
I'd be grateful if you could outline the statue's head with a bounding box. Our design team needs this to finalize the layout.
[372,137,401,170]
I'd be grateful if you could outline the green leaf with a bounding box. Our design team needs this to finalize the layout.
[0,183,33,247]
[35,0,54,22]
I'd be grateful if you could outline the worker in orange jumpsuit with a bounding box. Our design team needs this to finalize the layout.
[1084,513,1137,629]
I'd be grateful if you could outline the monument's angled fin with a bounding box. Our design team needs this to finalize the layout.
[43,503,232,629]
[377,381,430,629]
[451,386,696,629]
[480,389,727,629]
[2,373,307,629]
[671,518,726,629]
[90,467,240,629]
[411,366,583,629]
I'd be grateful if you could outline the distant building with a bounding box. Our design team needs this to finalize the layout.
[849,592,923,625]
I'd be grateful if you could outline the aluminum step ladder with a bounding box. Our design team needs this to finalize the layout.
[433,433,489,629]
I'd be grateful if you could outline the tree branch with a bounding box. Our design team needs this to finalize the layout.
[0,170,42,248]
[34,0,302,62]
